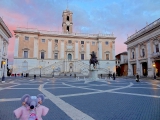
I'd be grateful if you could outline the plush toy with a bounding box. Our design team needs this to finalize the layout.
[14,94,49,120]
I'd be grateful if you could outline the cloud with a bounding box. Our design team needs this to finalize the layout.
[0,0,160,63]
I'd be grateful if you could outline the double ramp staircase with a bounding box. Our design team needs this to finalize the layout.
[23,60,110,77]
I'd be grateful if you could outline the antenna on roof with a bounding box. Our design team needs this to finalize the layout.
[146,22,148,26]
[67,0,68,10]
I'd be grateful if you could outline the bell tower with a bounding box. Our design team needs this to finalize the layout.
[62,9,73,33]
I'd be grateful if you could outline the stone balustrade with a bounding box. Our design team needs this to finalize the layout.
[16,27,114,38]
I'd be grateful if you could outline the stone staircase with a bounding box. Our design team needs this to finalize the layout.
[23,61,63,77]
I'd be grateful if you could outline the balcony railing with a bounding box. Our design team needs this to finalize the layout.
[120,59,128,64]
[151,52,160,58]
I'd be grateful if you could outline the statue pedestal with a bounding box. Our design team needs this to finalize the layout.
[89,69,99,80]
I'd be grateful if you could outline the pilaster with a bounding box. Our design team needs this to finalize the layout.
[48,39,52,59]
[98,41,102,60]
[147,40,153,77]
[14,35,19,57]
[112,41,115,60]
[75,41,79,59]
[86,41,90,59]
[127,48,132,76]
[34,37,38,58]
[61,40,64,59]
[136,45,140,73]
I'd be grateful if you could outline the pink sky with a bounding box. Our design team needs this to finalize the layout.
[0,0,160,64]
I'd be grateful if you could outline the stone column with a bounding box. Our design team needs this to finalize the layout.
[136,45,140,74]
[127,48,132,76]
[60,40,64,59]
[75,41,79,59]
[86,41,90,59]
[147,40,153,77]
[33,37,38,58]
[14,35,19,57]
[140,63,142,76]
[98,41,102,60]
[159,38,160,51]
[47,39,52,59]
[112,41,115,60]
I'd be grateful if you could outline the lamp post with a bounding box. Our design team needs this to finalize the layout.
[52,66,54,77]
[153,62,156,79]
[39,66,42,78]
[2,61,6,83]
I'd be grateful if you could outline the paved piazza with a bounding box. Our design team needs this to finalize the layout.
[0,77,160,120]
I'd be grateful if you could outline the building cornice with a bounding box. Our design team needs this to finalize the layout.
[0,17,12,38]
[124,18,160,44]
[14,27,116,40]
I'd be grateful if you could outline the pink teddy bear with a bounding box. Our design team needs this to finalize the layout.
[14,94,49,120]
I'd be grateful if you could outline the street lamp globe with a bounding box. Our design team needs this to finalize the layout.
[2,61,6,83]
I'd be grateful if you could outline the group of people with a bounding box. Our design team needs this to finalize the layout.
[100,72,116,80]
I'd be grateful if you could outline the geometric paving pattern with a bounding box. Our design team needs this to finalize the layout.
[0,77,160,120]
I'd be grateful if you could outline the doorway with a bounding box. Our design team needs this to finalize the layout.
[142,62,148,76]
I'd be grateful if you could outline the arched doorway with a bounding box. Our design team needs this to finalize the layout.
[68,53,72,60]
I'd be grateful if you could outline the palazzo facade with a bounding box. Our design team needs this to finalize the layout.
[13,9,116,76]
[0,17,12,78]
[125,18,160,77]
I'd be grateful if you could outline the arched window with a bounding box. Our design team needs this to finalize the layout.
[67,26,69,32]
[68,54,72,60]
[67,16,69,21]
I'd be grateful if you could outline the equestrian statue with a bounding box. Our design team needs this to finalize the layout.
[89,51,99,69]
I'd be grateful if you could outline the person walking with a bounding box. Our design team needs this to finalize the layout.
[136,73,140,82]
[100,74,102,79]
[113,72,115,80]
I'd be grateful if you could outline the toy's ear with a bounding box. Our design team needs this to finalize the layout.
[21,94,30,105]
[37,94,45,104]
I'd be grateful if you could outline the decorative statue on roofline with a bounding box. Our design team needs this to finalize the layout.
[89,51,99,69]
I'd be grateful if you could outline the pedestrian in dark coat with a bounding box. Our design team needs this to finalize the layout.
[113,73,115,80]
[136,73,140,82]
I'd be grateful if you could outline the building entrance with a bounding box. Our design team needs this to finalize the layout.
[155,60,160,77]
[142,62,148,76]
[132,64,136,75]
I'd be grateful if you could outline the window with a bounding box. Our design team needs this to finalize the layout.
[54,53,58,59]
[25,36,29,40]
[105,41,108,45]
[55,39,58,43]
[156,44,159,53]
[132,52,134,59]
[67,26,69,32]
[106,54,109,60]
[67,16,69,21]
[24,51,28,58]
[42,39,45,43]
[81,41,84,44]
[81,54,84,60]
[68,40,72,44]
[92,41,95,45]
[41,52,45,59]
[68,54,72,60]
[142,49,145,57]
